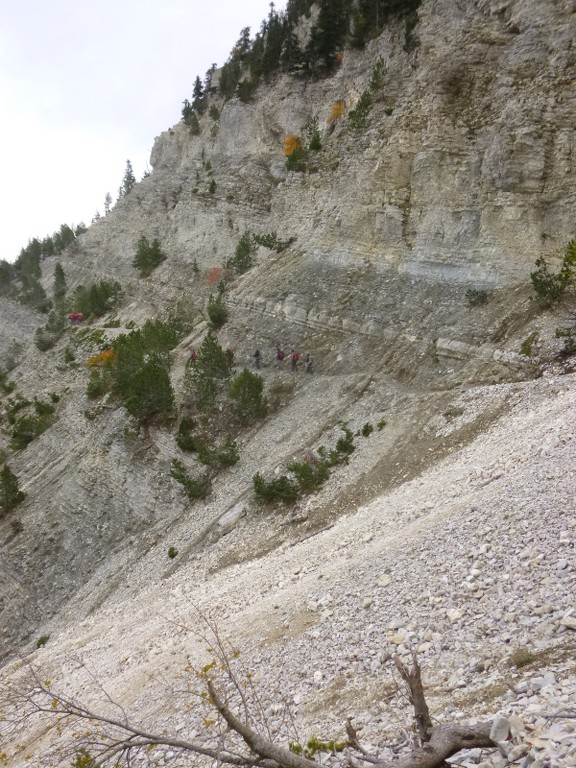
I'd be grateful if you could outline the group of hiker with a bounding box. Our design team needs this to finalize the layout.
[188,345,313,374]
[253,347,313,373]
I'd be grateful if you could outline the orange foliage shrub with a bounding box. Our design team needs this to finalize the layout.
[87,349,115,368]
[283,134,302,157]
[327,101,346,125]
[207,267,225,286]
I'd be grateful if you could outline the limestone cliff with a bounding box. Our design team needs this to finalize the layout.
[0,0,575,671]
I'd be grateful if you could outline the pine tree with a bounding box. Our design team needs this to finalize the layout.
[53,263,66,306]
[192,76,207,114]
[118,160,136,199]
[307,0,350,70]
[188,331,233,411]
[133,236,167,277]
[104,192,113,215]
[0,465,26,517]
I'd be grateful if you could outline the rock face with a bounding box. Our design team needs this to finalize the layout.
[1,2,576,766]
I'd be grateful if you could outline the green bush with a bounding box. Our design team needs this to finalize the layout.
[348,90,373,133]
[229,369,267,424]
[86,369,110,399]
[70,280,123,319]
[0,464,26,517]
[531,241,576,304]
[253,471,299,503]
[186,330,233,412]
[207,293,229,329]
[168,546,178,559]
[286,459,329,493]
[36,634,50,648]
[285,145,308,172]
[9,399,56,450]
[176,416,198,452]
[361,422,374,437]
[520,332,539,358]
[335,422,355,458]
[227,233,256,275]
[132,235,167,277]
[72,749,101,768]
[465,288,489,307]
[170,459,210,500]
[252,232,295,253]
[110,319,181,423]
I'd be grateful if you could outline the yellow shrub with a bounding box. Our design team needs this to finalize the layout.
[87,349,115,368]
[327,101,346,125]
[283,134,302,157]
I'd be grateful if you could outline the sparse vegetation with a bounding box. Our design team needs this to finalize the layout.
[530,241,576,304]
[133,236,167,277]
[509,647,538,669]
[361,422,374,437]
[9,398,57,450]
[170,459,210,500]
[465,288,490,307]
[520,332,539,358]
[227,233,257,275]
[0,464,26,517]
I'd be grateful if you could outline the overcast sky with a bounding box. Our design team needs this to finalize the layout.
[0,0,285,263]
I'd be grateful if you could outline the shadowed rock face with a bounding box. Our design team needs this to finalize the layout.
[0,0,575,667]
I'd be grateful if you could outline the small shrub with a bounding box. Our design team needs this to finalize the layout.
[253,471,299,504]
[335,422,355,457]
[170,459,210,500]
[208,178,217,194]
[207,267,226,286]
[10,518,24,535]
[72,749,100,767]
[348,90,373,133]
[509,647,537,668]
[227,233,256,275]
[10,401,56,450]
[229,369,267,424]
[217,436,240,467]
[465,288,489,307]
[287,459,330,493]
[531,241,576,304]
[35,327,57,351]
[377,419,387,430]
[520,332,539,358]
[209,105,220,121]
[369,57,387,93]
[133,235,167,277]
[361,422,374,437]
[168,546,178,559]
[86,369,110,399]
[0,464,26,516]
[252,232,294,253]
[176,417,198,452]
[207,293,228,329]
[36,634,50,648]
[327,101,346,126]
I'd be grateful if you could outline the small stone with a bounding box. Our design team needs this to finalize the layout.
[490,715,511,743]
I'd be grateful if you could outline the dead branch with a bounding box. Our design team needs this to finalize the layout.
[393,655,433,743]
[0,642,500,768]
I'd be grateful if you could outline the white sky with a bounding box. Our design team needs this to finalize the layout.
[0,0,285,263]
